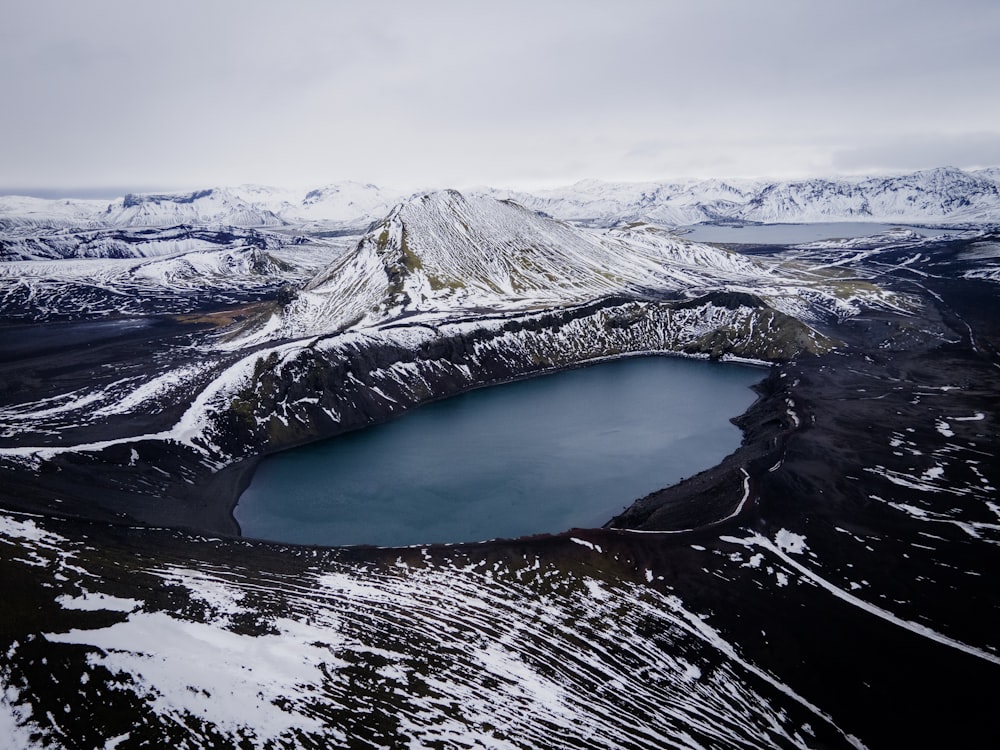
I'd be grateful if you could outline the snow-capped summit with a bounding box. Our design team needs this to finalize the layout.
[481,179,707,226]
[973,166,1000,185]
[734,167,1000,224]
[290,182,405,225]
[217,182,402,225]
[231,189,875,346]
[102,188,285,228]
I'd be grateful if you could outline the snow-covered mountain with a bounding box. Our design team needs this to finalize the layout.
[2,168,998,238]
[973,166,1000,184]
[0,195,110,230]
[0,246,285,322]
[0,183,405,235]
[486,167,1000,226]
[741,167,1000,223]
[481,178,760,227]
[0,188,878,462]
[227,190,879,346]
[101,189,285,228]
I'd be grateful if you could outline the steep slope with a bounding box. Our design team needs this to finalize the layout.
[0,225,283,262]
[245,190,788,341]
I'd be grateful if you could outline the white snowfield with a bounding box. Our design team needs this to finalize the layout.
[0,182,406,234]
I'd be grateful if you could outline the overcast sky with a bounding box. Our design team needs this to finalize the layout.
[3,0,999,194]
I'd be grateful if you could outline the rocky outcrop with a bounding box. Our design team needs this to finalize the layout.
[213,295,831,463]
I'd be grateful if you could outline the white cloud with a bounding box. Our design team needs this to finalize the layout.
[832,133,1000,173]
[2,0,999,190]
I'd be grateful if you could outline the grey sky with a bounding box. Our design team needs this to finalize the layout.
[3,0,999,192]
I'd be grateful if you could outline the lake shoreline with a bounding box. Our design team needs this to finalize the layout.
[235,355,765,547]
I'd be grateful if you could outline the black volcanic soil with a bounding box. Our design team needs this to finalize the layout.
[1,239,998,747]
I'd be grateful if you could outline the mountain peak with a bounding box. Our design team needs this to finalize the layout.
[247,191,784,342]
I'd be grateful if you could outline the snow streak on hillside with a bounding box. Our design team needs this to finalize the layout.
[0,513,863,749]
[0,240,346,322]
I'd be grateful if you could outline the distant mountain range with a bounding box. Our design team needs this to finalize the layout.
[1,167,999,240]
[487,167,1000,227]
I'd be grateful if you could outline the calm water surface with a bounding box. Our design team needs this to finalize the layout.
[236,356,764,547]
[678,222,966,245]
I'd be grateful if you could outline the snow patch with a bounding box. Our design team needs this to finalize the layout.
[935,420,954,437]
[774,529,808,555]
[570,537,602,553]
[56,593,140,613]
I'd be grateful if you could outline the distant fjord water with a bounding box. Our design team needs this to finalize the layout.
[678,221,967,244]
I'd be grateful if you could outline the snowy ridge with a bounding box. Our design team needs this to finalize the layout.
[0,195,109,230]
[101,189,285,228]
[0,183,405,235]
[791,227,933,251]
[484,167,1000,226]
[0,225,289,262]
[0,229,356,322]
[2,167,998,235]
[0,297,821,473]
[482,178,760,227]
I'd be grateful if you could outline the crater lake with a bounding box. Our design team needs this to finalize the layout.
[235,356,764,547]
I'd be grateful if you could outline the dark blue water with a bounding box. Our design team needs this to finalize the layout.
[235,356,764,547]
